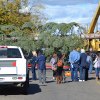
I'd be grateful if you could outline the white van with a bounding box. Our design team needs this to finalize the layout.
[0,46,29,94]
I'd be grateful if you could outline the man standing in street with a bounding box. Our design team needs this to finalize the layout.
[36,50,46,85]
[31,51,37,80]
[79,49,88,82]
[69,48,80,82]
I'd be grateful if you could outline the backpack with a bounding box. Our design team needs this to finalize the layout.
[57,59,63,67]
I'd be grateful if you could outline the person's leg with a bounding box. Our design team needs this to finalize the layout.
[42,69,46,83]
[59,68,63,83]
[79,67,83,81]
[38,69,42,83]
[74,67,78,81]
[98,68,100,79]
[56,76,59,84]
[56,68,59,84]
[74,64,78,81]
[31,67,33,79]
[53,70,56,80]
[62,70,66,83]
[97,68,99,79]
[95,68,99,80]
[89,63,93,74]
[85,68,89,81]
[32,66,37,80]
[83,68,86,81]
[71,67,74,81]
[52,70,54,79]
[56,68,60,84]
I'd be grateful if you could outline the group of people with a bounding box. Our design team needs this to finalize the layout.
[30,48,100,85]
[31,50,65,85]
[50,52,65,84]
[30,50,46,85]
[69,48,100,82]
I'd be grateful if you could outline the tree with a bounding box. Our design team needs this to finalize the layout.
[0,0,46,53]
[0,0,31,26]
[58,23,71,36]
[0,0,85,56]
[42,22,58,33]
[36,29,84,57]
[42,22,84,36]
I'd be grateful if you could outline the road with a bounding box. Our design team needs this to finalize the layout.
[0,70,100,100]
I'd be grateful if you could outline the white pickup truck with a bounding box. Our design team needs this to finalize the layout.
[0,46,29,94]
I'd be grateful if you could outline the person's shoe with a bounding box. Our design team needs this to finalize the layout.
[79,80,82,82]
[82,80,85,82]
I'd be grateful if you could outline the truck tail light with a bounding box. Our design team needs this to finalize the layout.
[12,62,16,67]
[18,77,23,80]
[0,46,8,48]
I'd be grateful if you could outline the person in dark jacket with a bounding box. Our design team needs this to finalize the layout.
[31,51,37,80]
[79,49,88,82]
[36,50,46,85]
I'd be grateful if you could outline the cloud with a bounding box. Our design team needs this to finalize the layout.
[19,6,31,13]
[44,3,98,24]
[41,0,98,6]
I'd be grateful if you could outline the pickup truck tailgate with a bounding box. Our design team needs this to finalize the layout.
[0,60,17,74]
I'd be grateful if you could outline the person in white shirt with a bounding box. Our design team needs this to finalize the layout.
[93,53,100,81]
[50,53,57,80]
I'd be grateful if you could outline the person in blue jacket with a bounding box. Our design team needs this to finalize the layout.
[31,51,37,80]
[69,48,80,82]
[36,50,46,85]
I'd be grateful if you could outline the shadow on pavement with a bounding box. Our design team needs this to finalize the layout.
[46,80,55,83]
[0,84,41,95]
[28,84,41,95]
[29,78,38,82]
[88,77,96,80]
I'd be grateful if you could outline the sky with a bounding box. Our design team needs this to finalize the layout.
[28,0,99,25]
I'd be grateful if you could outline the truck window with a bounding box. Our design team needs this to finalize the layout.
[0,48,22,58]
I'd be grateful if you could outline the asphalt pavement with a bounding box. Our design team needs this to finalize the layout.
[0,70,100,100]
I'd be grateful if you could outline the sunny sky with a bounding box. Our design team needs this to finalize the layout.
[29,0,99,25]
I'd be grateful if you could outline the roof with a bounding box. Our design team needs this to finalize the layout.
[0,46,20,48]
